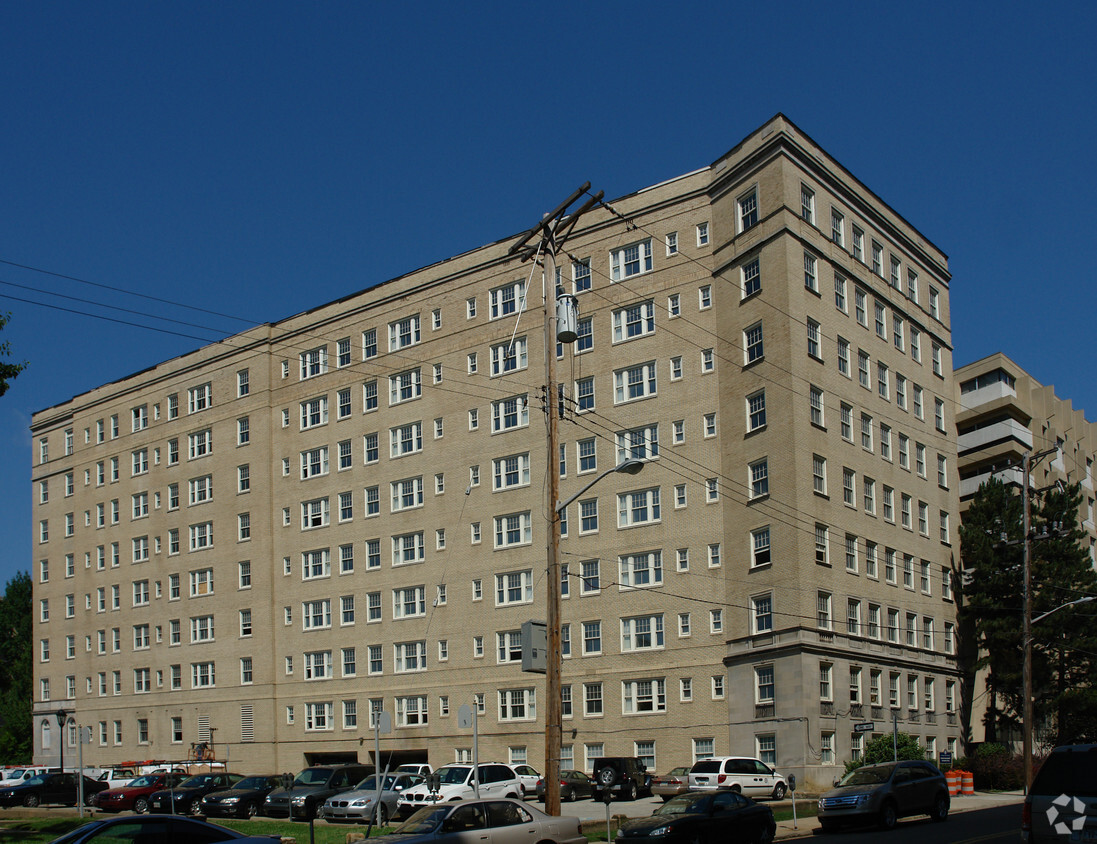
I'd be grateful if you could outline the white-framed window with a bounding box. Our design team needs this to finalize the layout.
[300,347,328,380]
[746,390,766,431]
[696,222,709,247]
[612,301,655,342]
[495,570,533,606]
[388,314,421,351]
[189,522,213,551]
[812,454,827,495]
[389,369,422,405]
[394,641,427,673]
[609,239,653,281]
[390,476,424,512]
[622,678,666,714]
[744,322,763,363]
[300,497,330,529]
[572,258,591,292]
[738,188,758,231]
[749,459,769,499]
[741,257,760,298]
[804,251,817,292]
[613,362,657,403]
[493,453,531,490]
[619,550,662,588]
[752,593,773,633]
[300,396,329,430]
[301,446,329,479]
[751,527,771,568]
[618,487,661,527]
[616,424,659,463]
[301,549,331,581]
[494,512,532,549]
[498,688,536,721]
[621,614,664,651]
[490,280,527,320]
[188,430,212,459]
[389,421,423,457]
[392,532,426,566]
[490,338,528,376]
[800,184,815,223]
[191,662,215,688]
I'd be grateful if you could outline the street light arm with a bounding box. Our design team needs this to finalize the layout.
[1031,595,1096,627]
[555,459,643,514]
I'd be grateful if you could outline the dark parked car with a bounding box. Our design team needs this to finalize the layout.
[535,770,593,802]
[616,790,776,844]
[0,772,108,808]
[1023,743,1097,842]
[590,757,650,801]
[374,798,586,844]
[201,775,283,819]
[651,767,692,802]
[46,813,279,843]
[262,763,372,820]
[817,759,949,831]
[93,772,188,813]
[148,772,244,816]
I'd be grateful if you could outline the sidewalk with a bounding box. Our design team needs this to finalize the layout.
[773,790,1025,839]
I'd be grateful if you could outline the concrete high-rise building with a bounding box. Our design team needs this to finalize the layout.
[30,115,959,787]
[954,352,1097,745]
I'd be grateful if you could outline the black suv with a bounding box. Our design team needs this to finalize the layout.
[591,757,651,801]
[262,763,372,819]
[1023,744,1097,842]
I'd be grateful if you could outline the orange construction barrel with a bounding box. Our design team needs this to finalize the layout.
[946,770,961,796]
[961,771,974,796]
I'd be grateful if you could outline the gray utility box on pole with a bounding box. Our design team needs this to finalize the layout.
[522,620,547,673]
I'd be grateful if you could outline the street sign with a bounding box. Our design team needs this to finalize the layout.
[457,704,473,729]
[939,751,953,765]
[853,722,875,732]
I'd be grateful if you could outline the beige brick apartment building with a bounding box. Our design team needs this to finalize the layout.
[30,115,960,787]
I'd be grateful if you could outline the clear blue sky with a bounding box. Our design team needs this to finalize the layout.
[2,1,1095,587]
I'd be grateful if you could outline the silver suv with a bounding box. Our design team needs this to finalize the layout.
[687,757,787,799]
[817,759,949,831]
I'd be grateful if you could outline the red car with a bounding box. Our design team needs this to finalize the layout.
[93,772,187,813]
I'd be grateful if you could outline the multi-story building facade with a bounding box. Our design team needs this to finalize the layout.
[30,114,959,788]
[954,352,1097,744]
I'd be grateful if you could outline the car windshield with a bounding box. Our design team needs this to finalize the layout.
[354,775,397,791]
[437,766,471,785]
[657,794,710,816]
[23,775,48,786]
[7,770,27,778]
[234,776,270,790]
[839,767,892,786]
[393,805,450,834]
[179,775,214,789]
[294,769,332,787]
[127,775,158,787]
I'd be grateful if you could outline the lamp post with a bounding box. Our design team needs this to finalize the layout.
[544,458,643,817]
[55,708,69,773]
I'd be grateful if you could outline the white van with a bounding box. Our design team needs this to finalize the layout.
[0,767,52,787]
[687,756,788,800]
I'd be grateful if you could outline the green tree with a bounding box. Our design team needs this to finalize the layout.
[0,312,28,397]
[845,733,925,773]
[0,572,32,760]
[959,477,1097,746]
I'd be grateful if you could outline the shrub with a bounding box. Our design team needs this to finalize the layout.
[968,743,1024,790]
[844,732,926,775]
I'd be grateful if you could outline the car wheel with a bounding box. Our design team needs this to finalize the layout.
[133,796,149,814]
[817,820,839,834]
[565,788,577,803]
[245,800,258,818]
[879,800,898,830]
[730,784,742,794]
[771,783,787,800]
[931,793,949,822]
[625,782,638,801]
[758,821,776,844]
[187,798,200,816]
[596,765,617,788]
[376,802,389,826]
[23,793,39,808]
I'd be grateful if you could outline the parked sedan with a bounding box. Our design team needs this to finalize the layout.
[535,770,593,803]
[375,798,586,844]
[148,773,244,816]
[321,772,423,824]
[0,773,108,808]
[93,772,188,813]
[47,814,279,843]
[511,765,541,797]
[651,767,692,802]
[200,775,283,819]
[817,760,949,831]
[616,790,776,844]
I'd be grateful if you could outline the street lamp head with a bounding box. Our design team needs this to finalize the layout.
[55,708,69,727]
[614,459,644,476]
